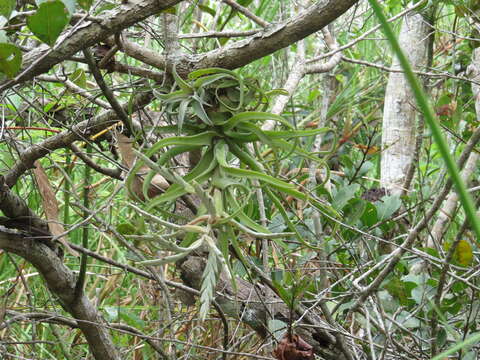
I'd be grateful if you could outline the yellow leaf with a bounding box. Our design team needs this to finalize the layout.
[455,240,473,267]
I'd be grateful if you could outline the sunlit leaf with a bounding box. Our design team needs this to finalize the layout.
[455,240,473,267]
[27,1,70,46]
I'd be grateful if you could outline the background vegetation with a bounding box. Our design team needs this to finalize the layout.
[1,0,480,359]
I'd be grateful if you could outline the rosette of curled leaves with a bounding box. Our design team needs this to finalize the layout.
[126,67,338,319]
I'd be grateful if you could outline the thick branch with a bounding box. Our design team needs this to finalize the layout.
[186,0,358,72]
[0,227,120,360]
[0,0,182,92]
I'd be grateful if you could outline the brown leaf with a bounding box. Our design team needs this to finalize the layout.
[436,102,457,117]
[116,133,169,200]
[33,161,78,256]
[273,333,314,360]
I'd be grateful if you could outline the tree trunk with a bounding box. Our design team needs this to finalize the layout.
[381,12,430,195]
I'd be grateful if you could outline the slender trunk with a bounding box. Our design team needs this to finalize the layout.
[381,12,430,195]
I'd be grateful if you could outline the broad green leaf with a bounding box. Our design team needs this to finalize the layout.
[375,195,401,221]
[0,0,15,19]
[344,198,366,224]
[272,280,293,307]
[268,319,287,342]
[27,1,70,46]
[333,184,359,210]
[116,223,136,235]
[0,43,22,78]
[119,309,146,328]
[361,202,378,227]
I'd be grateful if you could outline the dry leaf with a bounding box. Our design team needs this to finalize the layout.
[273,333,314,360]
[116,133,169,200]
[33,161,78,256]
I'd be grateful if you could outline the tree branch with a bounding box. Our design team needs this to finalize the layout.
[4,90,153,187]
[0,0,182,92]
[0,227,120,360]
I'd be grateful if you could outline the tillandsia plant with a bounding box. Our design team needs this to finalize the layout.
[125,67,338,319]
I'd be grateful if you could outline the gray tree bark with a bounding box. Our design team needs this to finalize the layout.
[381,12,430,195]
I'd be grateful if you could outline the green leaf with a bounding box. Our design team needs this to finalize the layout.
[145,151,218,208]
[273,280,293,307]
[221,166,295,190]
[172,63,193,92]
[361,202,378,227]
[27,1,70,46]
[198,4,216,17]
[119,309,146,328]
[69,68,86,88]
[344,198,366,225]
[369,0,480,244]
[270,138,327,162]
[333,184,359,210]
[0,43,22,78]
[161,6,176,15]
[0,0,15,19]
[145,131,216,157]
[157,145,202,167]
[116,223,136,235]
[154,89,190,102]
[192,100,213,125]
[214,140,229,167]
[375,195,401,221]
[188,67,239,80]
[221,111,292,131]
